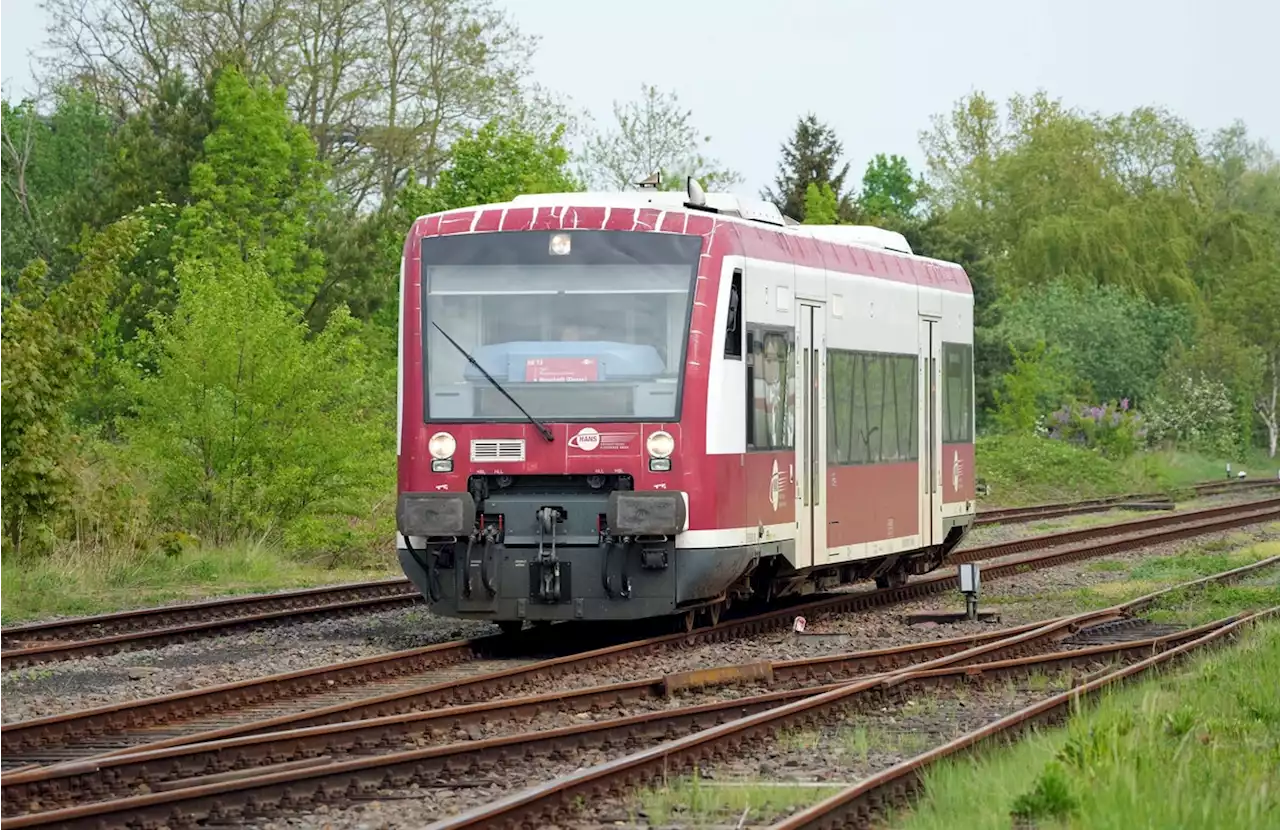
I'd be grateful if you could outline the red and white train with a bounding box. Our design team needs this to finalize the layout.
[396,181,976,632]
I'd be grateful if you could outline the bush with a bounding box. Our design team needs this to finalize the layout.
[1046,399,1147,458]
[1144,373,1242,457]
[128,256,392,546]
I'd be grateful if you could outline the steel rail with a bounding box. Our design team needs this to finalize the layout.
[0,592,423,670]
[0,578,417,648]
[416,563,1280,830]
[0,618,1070,812]
[3,609,1235,827]
[53,499,1280,761]
[974,477,1279,526]
[767,607,1279,830]
[5,479,1273,668]
[4,497,1277,764]
[9,555,1275,826]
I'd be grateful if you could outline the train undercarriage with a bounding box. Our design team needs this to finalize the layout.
[397,474,973,633]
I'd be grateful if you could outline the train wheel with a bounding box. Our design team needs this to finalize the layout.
[875,571,908,590]
[707,603,723,627]
[497,621,524,637]
[682,610,698,633]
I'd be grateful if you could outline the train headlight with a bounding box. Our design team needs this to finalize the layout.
[428,431,457,460]
[646,430,675,459]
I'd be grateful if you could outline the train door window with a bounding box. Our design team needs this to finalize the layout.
[724,269,743,359]
[746,327,795,449]
[941,343,974,443]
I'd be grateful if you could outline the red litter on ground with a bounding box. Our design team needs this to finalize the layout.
[793,616,806,633]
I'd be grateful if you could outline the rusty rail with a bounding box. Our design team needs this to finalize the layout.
[0,611,1235,827]
[7,555,1276,827]
[416,563,1280,830]
[768,607,1278,830]
[975,477,1279,526]
[0,580,422,669]
[5,497,1276,764]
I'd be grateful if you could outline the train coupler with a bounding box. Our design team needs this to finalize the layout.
[535,506,565,602]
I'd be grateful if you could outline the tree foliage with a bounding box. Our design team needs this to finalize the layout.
[580,84,739,191]
[858,153,922,220]
[39,0,537,207]
[174,67,329,310]
[763,114,852,222]
[802,183,840,225]
[129,258,388,545]
[1,214,152,553]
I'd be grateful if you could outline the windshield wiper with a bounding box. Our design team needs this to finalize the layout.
[431,322,555,443]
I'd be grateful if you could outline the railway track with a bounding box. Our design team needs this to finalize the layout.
[0,579,423,670]
[974,476,1280,526]
[8,552,1275,828]
[766,616,1277,829]
[0,612,1142,815]
[3,496,1277,781]
[5,495,1278,767]
[421,569,1279,830]
[3,479,1272,670]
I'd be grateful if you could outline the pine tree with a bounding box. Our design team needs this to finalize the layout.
[762,115,853,222]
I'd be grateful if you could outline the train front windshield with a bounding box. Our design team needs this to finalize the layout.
[422,230,702,422]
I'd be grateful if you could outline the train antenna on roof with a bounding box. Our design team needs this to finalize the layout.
[686,177,707,206]
[636,171,662,189]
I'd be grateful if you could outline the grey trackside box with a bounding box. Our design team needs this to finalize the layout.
[397,492,476,537]
[607,491,686,536]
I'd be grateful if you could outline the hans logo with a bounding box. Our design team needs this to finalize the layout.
[568,427,601,452]
[952,450,963,493]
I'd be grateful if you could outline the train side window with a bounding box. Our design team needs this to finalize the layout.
[827,349,920,465]
[941,342,974,443]
[746,327,795,450]
[724,270,743,359]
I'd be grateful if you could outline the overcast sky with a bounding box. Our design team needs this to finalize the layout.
[4,0,1277,196]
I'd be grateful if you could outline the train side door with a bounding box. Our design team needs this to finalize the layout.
[918,316,943,546]
[795,302,828,568]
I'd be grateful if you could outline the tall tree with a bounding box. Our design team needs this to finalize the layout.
[1,89,114,290]
[38,0,538,207]
[802,182,839,225]
[762,114,852,222]
[173,66,328,311]
[580,84,739,191]
[1,213,150,552]
[858,153,922,220]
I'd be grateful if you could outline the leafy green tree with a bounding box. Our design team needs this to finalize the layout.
[802,182,839,225]
[1,89,114,290]
[581,84,739,191]
[996,281,1193,408]
[763,114,853,222]
[431,119,579,210]
[173,66,328,311]
[858,153,922,219]
[128,256,389,545]
[1,214,151,553]
[991,342,1079,436]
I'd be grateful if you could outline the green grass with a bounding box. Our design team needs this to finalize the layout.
[976,434,1278,506]
[892,619,1280,830]
[980,539,1280,619]
[634,774,844,827]
[0,542,398,623]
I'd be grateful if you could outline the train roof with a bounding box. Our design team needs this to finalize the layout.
[509,191,915,255]
[410,184,970,294]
